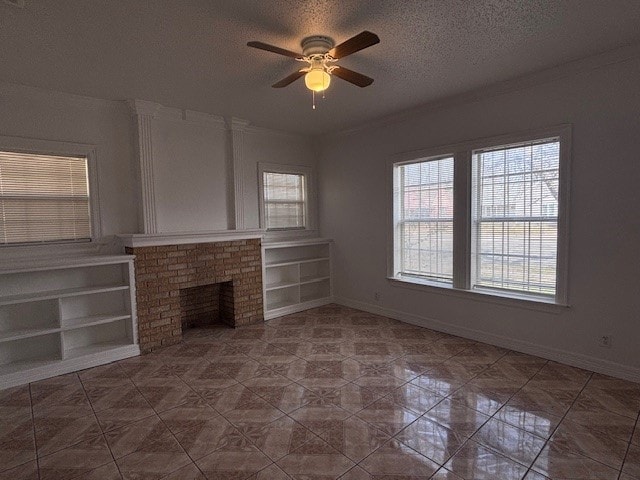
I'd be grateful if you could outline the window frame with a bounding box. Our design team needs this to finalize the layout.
[258,162,315,233]
[388,125,571,308]
[0,135,102,247]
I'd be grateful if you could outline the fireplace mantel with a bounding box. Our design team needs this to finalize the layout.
[118,229,265,248]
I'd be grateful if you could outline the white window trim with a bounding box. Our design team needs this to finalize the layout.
[0,135,102,246]
[257,162,316,236]
[387,125,571,308]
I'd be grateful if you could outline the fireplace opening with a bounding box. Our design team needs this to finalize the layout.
[179,281,234,330]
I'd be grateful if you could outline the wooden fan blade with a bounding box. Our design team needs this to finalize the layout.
[272,70,306,88]
[329,31,380,59]
[332,66,374,87]
[247,41,303,59]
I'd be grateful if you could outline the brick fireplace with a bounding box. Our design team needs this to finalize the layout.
[125,238,263,353]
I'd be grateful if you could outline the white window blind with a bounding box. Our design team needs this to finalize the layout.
[0,151,92,245]
[263,172,306,229]
[472,139,560,296]
[397,157,454,283]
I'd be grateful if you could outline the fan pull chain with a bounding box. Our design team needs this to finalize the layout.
[312,90,316,109]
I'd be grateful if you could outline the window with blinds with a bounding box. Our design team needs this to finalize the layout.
[397,157,454,283]
[0,151,92,245]
[263,172,306,229]
[472,139,560,296]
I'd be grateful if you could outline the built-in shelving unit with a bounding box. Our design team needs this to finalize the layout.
[0,255,140,389]
[262,238,332,319]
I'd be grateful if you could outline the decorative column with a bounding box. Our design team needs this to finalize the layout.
[226,118,250,230]
[128,100,161,234]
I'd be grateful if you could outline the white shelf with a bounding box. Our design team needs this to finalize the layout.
[263,239,332,318]
[0,284,129,306]
[300,275,331,285]
[265,281,300,291]
[63,313,131,331]
[0,326,60,343]
[265,256,330,268]
[0,256,139,389]
[64,340,132,360]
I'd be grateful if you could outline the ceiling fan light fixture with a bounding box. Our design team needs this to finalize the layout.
[304,67,331,92]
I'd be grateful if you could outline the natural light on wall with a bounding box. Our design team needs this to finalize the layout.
[471,139,560,296]
[0,151,91,245]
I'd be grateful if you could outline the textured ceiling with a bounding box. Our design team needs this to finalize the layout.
[2,0,640,134]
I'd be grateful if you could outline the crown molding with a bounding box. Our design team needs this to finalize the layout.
[324,42,640,139]
[0,81,125,113]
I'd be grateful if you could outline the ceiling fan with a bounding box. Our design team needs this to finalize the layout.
[247,31,379,107]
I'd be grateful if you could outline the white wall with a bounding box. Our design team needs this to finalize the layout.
[151,113,230,232]
[0,83,138,237]
[242,127,317,231]
[318,57,640,379]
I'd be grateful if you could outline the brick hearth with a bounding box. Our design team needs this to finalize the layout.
[126,239,263,353]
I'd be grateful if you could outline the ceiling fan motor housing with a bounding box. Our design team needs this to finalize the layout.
[301,35,334,56]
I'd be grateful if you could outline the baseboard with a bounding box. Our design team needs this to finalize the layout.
[334,296,640,384]
[0,344,141,390]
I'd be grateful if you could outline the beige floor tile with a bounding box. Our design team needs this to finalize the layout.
[444,440,529,480]
[355,398,419,436]
[622,442,640,479]
[38,435,113,480]
[423,398,491,438]
[319,416,390,462]
[276,435,355,478]
[493,404,561,439]
[472,417,546,466]
[532,440,619,480]
[359,438,439,477]
[395,416,466,464]
[195,445,272,478]
[0,460,39,480]
[551,420,628,469]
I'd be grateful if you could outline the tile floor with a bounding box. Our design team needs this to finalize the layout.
[1,304,639,479]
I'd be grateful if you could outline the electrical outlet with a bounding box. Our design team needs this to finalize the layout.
[374,292,381,302]
[599,335,612,348]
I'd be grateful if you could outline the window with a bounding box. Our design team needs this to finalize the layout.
[395,156,454,283]
[391,127,570,305]
[472,140,560,296]
[0,150,93,245]
[259,164,312,230]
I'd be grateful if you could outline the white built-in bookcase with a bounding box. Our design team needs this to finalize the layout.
[262,238,332,319]
[0,255,140,389]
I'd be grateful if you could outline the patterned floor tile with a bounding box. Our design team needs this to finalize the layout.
[355,398,419,436]
[358,438,439,477]
[235,415,318,461]
[159,462,206,480]
[319,416,390,462]
[0,460,39,480]
[532,440,619,480]
[551,420,629,469]
[444,440,529,480]
[0,416,36,473]
[493,404,561,439]
[38,434,113,480]
[387,383,444,415]
[8,306,640,480]
[195,444,272,478]
[395,416,467,464]
[422,398,491,438]
[104,414,171,459]
[623,442,640,479]
[115,431,191,479]
[34,408,102,457]
[472,417,546,466]
[276,435,355,478]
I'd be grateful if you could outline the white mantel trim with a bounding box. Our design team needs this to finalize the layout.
[227,118,251,230]
[118,229,265,248]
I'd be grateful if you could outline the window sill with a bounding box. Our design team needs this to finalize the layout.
[387,276,569,314]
